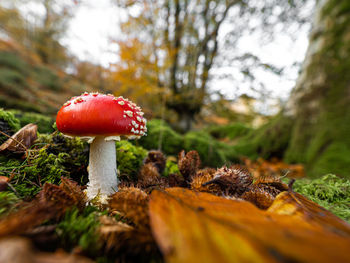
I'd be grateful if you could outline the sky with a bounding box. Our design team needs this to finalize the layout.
[13,0,312,112]
[62,0,311,111]
[62,0,121,68]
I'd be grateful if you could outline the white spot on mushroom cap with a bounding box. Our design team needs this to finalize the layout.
[124,110,133,118]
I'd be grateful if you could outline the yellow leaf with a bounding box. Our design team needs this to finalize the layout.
[149,188,350,263]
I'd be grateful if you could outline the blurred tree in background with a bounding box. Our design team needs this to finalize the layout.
[113,0,312,131]
[283,0,350,177]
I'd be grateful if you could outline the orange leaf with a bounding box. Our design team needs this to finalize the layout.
[149,188,350,263]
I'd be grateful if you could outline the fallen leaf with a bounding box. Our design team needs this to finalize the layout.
[0,124,38,153]
[0,237,93,263]
[149,188,350,263]
[0,178,86,237]
[268,190,350,235]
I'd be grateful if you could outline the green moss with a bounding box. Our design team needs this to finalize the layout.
[10,110,54,134]
[184,131,226,168]
[138,119,183,155]
[216,142,240,164]
[2,133,89,198]
[284,0,350,177]
[0,108,20,131]
[293,174,350,222]
[116,140,148,181]
[0,191,19,216]
[207,123,252,140]
[234,114,293,160]
[0,108,20,144]
[310,143,350,177]
[57,206,101,253]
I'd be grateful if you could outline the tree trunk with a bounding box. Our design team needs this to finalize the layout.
[284,0,350,177]
[178,112,193,132]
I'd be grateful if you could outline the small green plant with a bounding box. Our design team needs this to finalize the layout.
[163,158,180,177]
[293,174,350,222]
[57,206,101,253]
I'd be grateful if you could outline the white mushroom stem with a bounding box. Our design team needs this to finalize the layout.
[86,136,118,201]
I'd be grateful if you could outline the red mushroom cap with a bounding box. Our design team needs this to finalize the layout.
[56,92,147,137]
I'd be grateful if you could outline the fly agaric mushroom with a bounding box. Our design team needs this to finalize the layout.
[56,92,147,202]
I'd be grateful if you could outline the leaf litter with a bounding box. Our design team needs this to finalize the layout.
[0,142,349,262]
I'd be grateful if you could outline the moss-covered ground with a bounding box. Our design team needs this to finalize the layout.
[0,109,349,262]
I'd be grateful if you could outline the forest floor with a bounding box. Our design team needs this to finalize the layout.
[0,112,350,262]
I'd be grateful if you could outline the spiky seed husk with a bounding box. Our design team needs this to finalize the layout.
[190,168,219,193]
[144,150,166,174]
[201,166,253,197]
[241,186,276,209]
[138,163,161,188]
[178,150,201,183]
[108,187,149,228]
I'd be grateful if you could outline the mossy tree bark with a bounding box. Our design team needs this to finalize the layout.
[284,0,350,177]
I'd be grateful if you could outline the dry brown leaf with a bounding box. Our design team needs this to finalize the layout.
[268,190,350,235]
[0,237,93,263]
[0,178,86,237]
[149,188,350,263]
[0,124,38,152]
